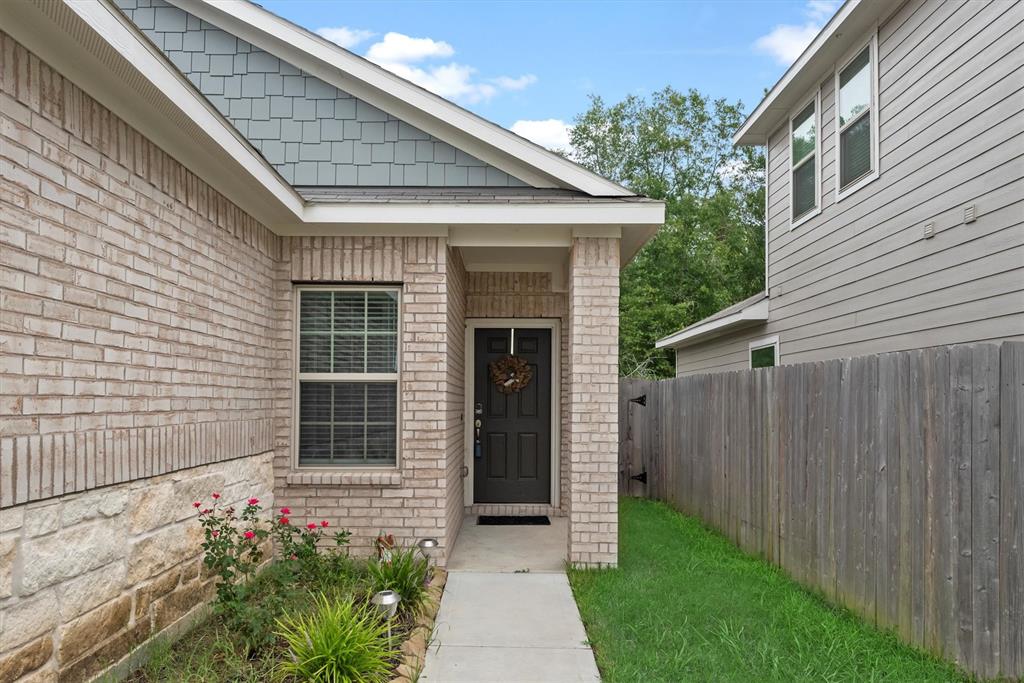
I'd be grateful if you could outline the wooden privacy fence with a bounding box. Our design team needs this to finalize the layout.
[618,342,1022,680]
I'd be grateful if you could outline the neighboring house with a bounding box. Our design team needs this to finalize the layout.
[657,0,1024,376]
[0,0,662,678]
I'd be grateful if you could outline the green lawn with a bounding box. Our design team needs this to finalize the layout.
[568,497,969,683]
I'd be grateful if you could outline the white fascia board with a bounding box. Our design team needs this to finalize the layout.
[63,0,304,219]
[655,297,769,349]
[734,0,877,147]
[173,0,634,197]
[299,201,664,226]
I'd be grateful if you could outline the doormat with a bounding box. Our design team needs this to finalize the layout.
[478,515,550,526]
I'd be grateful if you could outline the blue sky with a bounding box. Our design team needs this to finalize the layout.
[261,0,840,149]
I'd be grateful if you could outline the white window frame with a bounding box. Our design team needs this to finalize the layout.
[789,88,822,229]
[749,335,780,369]
[292,284,402,470]
[834,29,880,202]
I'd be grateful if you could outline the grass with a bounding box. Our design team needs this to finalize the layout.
[568,497,970,683]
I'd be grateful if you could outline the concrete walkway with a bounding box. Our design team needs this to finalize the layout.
[421,571,601,682]
[422,518,600,682]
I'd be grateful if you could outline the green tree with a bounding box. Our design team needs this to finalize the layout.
[570,87,765,378]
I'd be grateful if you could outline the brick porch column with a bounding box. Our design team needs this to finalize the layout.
[567,236,619,567]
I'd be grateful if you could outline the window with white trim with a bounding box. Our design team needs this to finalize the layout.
[790,92,819,224]
[749,336,779,369]
[296,288,399,467]
[836,36,877,193]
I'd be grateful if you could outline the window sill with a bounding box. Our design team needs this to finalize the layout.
[286,470,402,487]
[790,206,821,230]
[835,169,879,203]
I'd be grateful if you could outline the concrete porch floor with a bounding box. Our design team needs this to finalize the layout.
[446,515,568,572]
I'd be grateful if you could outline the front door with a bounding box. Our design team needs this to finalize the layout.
[473,328,551,503]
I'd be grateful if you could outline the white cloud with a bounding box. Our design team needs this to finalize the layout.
[315,26,376,50]
[363,31,536,104]
[753,0,841,65]
[491,75,537,91]
[366,32,454,63]
[379,61,498,104]
[511,119,573,152]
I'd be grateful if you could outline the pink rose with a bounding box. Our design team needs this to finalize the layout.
[211,492,220,499]
[211,530,220,538]
[244,530,255,540]
[279,516,290,525]
[306,523,317,530]
[247,498,259,506]
[320,520,329,528]
[280,507,291,515]
[192,501,201,508]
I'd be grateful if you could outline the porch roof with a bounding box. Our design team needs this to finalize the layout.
[655,292,769,350]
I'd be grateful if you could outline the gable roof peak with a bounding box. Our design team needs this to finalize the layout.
[166,0,636,197]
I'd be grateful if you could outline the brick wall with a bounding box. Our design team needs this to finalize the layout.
[274,235,459,560]
[567,238,620,567]
[0,32,279,681]
[444,248,467,550]
[465,271,569,515]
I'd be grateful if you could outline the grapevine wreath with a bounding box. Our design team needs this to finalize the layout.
[488,355,533,394]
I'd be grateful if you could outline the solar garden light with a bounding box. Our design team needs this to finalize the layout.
[418,537,439,582]
[371,589,401,643]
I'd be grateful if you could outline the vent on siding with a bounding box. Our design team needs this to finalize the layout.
[964,204,977,223]
[922,222,935,239]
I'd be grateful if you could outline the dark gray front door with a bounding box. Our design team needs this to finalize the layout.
[474,328,551,503]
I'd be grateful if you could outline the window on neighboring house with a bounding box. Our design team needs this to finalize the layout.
[836,36,877,194]
[296,288,400,467]
[791,94,818,224]
[749,336,779,369]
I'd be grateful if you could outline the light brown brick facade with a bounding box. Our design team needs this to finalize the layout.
[567,238,620,567]
[0,31,283,681]
[273,236,460,559]
[0,30,622,680]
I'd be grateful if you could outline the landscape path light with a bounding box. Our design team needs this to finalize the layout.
[418,537,439,583]
[371,589,401,644]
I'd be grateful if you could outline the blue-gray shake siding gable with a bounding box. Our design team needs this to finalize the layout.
[114,0,528,187]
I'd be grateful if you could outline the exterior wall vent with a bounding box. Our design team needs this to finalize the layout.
[964,204,977,223]
[923,222,935,239]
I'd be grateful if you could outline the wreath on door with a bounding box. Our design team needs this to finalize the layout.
[489,355,533,394]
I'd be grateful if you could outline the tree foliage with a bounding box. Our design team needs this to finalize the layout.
[570,87,765,378]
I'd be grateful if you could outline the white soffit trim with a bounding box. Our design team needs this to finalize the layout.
[734,0,889,147]
[171,0,634,197]
[58,0,304,219]
[655,297,769,349]
[299,202,662,226]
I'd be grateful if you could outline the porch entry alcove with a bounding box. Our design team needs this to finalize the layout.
[466,321,559,506]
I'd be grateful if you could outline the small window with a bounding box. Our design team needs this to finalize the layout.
[790,95,818,223]
[749,336,779,369]
[836,36,877,195]
[296,288,399,467]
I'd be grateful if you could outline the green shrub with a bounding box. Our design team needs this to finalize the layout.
[275,593,396,683]
[367,547,430,617]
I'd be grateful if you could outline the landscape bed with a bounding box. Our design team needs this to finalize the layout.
[114,497,444,683]
[568,497,969,682]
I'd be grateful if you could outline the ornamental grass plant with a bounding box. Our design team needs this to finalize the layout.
[275,593,397,683]
[367,546,431,617]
